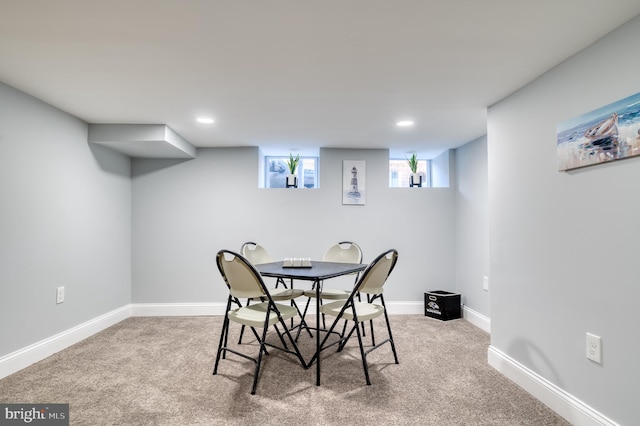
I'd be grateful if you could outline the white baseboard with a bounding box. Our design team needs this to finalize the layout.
[488,346,619,426]
[130,302,227,316]
[385,301,424,315]
[0,305,130,380]
[130,301,427,317]
[130,302,302,317]
[462,305,491,333]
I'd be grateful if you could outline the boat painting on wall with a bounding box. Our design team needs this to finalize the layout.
[557,92,640,171]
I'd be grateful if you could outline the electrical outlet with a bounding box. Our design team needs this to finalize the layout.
[483,276,489,291]
[56,286,65,304]
[586,332,602,364]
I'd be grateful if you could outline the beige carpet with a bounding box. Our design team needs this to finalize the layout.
[0,315,570,425]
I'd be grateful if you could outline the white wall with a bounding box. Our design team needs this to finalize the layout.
[455,136,490,318]
[488,16,640,426]
[431,149,452,188]
[0,82,132,357]
[131,147,458,304]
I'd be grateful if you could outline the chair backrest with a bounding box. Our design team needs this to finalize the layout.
[322,241,363,264]
[354,249,398,296]
[241,242,274,265]
[216,250,268,299]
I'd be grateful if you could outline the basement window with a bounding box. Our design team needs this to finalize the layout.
[264,156,319,188]
[389,158,430,187]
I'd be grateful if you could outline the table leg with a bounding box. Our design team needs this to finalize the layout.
[315,278,321,386]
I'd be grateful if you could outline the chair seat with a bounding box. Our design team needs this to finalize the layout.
[270,287,304,300]
[320,300,385,322]
[229,302,298,328]
[303,288,350,300]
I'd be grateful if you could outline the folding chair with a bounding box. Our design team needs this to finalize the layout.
[298,241,363,333]
[239,242,310,342]
[241,241,289,290]
[212,250,306,394]
[309,249,399,385]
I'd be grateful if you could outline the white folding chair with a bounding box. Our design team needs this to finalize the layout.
[240,242,310,342]
[308,249,399,385]
[299,241,363,334]
[212,250,306,394]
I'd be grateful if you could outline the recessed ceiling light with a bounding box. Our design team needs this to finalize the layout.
[197,117,215,124]
[396,120,415,127]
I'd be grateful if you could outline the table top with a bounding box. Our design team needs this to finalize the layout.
[256,261,367,281]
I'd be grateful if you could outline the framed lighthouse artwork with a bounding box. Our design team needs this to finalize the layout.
[342,160,366,205]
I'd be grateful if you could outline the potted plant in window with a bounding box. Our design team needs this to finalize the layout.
[286,153,300,188]
[406,153,422,187]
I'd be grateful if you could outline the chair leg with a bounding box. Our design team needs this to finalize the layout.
[238,325,245,344]
[369,319,376,347]
[214,297,233,371]
[252,327,270,356]
[277,315,307,368]
[274,277,288,289]
[381,301,399,364]
[306,309,347,379]
[295,297,314,341]
[320,298,326,329]
[290,299,312,340]
[248,306,308,395]
[337,322,356,352]
[357,293,366,337]
[353,319,372,385]
[273,324,289,350]
[213,315,230,374]
[237,297,253,344]
[366,294,378,345]
[341,319,349,339]
[222,323,230,360]
[283,278,293,329]
[250,321,271,395]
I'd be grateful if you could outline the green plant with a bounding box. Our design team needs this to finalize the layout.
[287,153,300,174]
[406,153,418,173]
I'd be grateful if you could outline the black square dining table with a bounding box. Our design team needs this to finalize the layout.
[255,260,367,386]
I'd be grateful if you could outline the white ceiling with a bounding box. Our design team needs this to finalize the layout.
[2,1,640,158]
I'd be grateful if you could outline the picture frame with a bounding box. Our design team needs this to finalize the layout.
[557,92,640,171]
[342,160,365,205]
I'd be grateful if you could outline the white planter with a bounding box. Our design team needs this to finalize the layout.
[411,173,422,186]
[286,174,298,188]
